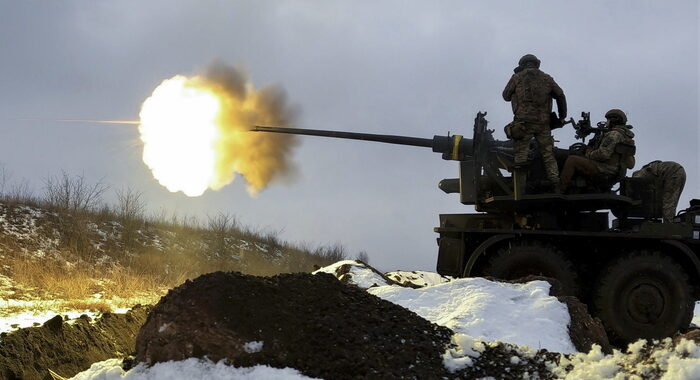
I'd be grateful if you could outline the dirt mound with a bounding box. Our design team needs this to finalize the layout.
[0,306,149,380]
[135,271,455,379]
[506,275,611,353]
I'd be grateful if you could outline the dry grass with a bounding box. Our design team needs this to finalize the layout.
[6,257,170,309]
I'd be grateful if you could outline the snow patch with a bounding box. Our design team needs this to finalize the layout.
[551,338,700,379]
[313,260,390,288]
[442,333,486,372]
[69,358,320,380]
[243,341,264,353]
[0,311,97,333]
[385,270,451,288]
[368,277,577,354]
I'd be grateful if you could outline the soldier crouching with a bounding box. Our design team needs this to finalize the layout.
[632,161,686,222]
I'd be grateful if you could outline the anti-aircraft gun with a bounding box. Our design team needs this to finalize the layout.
[253,112,700,345]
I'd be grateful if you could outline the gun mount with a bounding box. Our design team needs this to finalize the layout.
[254,112,635,216]
[253,111,700,346]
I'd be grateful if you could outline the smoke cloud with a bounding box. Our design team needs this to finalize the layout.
[203,61,299,194]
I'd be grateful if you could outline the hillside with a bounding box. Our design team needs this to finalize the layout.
[0,199,343,328]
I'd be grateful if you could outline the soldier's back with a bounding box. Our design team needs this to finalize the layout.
[513,69,555,123]
[649,161,683,178]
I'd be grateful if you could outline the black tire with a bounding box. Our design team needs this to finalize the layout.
[593,251,693,345]
[480,240,579,296]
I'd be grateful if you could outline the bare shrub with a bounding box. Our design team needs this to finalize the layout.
[43,172,108,255]
[115,187,145,222]
[115,187,146,249]
[206,212,237,260]
[356,250,370,264]
[261,229,282,248]
[207,212,236,235]
[0,163,10,197]
[313,242,347,265]
[6,178,36,205]
[44,171,108,213]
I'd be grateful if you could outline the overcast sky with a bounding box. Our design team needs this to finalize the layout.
[0,1,698,271]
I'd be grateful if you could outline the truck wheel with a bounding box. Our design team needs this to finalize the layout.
[480,241,579,296]
[593,251,693,345]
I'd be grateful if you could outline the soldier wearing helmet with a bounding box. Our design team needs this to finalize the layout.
[560,109,636,193]
[604,109,627,126]
[503,54,567,192]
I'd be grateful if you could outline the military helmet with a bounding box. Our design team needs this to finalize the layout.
[605,109,627,125]
[518,54,541,68]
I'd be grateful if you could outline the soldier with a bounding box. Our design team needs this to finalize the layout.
[503,54,567,192]
[632,161,686,222]
[560,109,636,193]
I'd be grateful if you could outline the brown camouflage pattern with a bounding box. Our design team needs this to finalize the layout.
[585,125,636,177]
[512,121,559,183]
[503,68,565,124]
[632,161,686,222]
[559,155,600,192]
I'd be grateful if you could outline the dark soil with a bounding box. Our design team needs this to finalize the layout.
[450,342,564,380]
[0,306,150,380]
[135,271,455,379]
[135,271,622,379]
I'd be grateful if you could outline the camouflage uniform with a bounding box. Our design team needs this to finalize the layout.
[503,63,566,184]
[585,125,636,177]
[633,161,686,222]
[560,124,635,192]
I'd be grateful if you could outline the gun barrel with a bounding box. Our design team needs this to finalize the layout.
[252,126,434,148]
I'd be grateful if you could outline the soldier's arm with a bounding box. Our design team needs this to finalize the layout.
[503,75,516,101]
[550,78,567,119]
[586,131,620,162]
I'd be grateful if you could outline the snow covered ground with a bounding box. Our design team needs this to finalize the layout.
[369,276,576,353]
[0,272,143,333]
[3,260,700,379]
[70,359,319,380]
